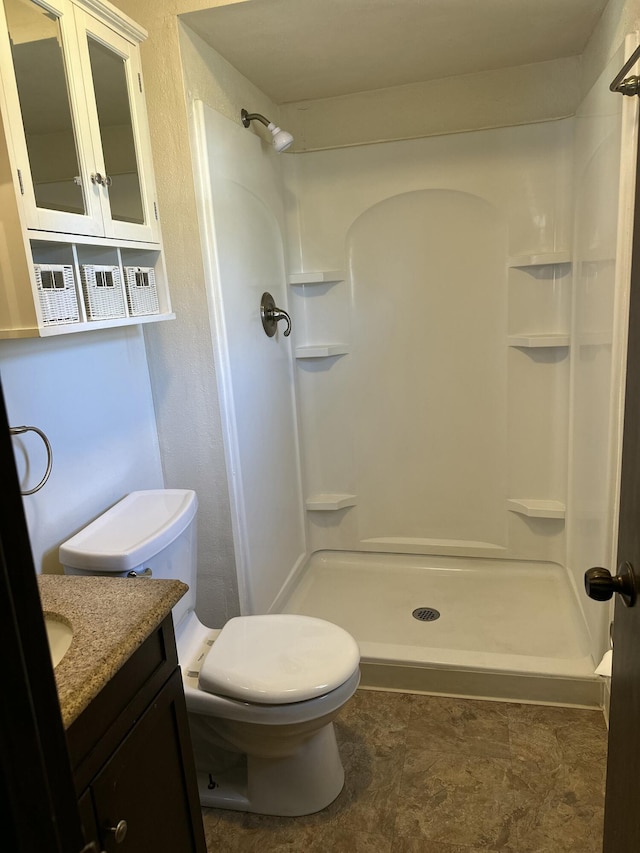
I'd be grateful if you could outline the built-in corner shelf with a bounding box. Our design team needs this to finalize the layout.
[305,493,357,511]
[295,344,350,359]
[581,252,615,265]
[508,334,570,348]
[507,498,566,519]
[508,251,571,268]
[288,270,345,286]
[578,330,613,347]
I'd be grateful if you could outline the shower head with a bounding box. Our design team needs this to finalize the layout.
[270,125,295,153]
[241,108,294,152]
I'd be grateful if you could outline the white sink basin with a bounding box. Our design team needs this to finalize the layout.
[44,614,73,668]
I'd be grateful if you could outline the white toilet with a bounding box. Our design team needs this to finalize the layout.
[59,489,360,816]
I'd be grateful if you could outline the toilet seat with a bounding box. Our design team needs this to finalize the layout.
[198,614,360,704]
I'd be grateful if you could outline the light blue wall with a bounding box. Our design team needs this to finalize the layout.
[0,325,164,574]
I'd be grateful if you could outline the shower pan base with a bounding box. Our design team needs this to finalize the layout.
[280,551,602,708]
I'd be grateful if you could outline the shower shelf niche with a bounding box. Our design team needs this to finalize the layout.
[288,270,345,286]
[295,344,350,359]
[507,251,571,268]
[507,498,566,519]
[578,330,613,347]
[305,493,357,511]
[508,334,570,348]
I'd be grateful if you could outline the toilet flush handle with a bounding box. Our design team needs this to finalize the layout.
[126,567,153,578]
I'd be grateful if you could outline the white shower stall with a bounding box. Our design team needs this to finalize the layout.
[186,31,638,707]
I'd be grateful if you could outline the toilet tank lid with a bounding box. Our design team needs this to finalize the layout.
[59,490,197,572]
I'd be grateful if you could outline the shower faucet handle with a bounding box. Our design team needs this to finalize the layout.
[269,307,292,336]
[260,291,292,337]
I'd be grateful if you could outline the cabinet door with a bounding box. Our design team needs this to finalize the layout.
[90,669,205,853]
[0,0,104,236]
[74,10,160,245]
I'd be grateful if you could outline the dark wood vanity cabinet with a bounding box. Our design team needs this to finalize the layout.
[67,616,206,853]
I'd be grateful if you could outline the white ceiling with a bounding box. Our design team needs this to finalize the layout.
[181,0,609,104]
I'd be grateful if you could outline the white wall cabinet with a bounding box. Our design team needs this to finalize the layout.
[0,0,172,337]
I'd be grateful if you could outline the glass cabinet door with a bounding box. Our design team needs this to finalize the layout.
[0,0,103,235]
[76,10,159,244]
[87,35,144,226]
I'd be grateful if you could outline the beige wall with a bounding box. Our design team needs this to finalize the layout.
[109,0,255,627]
[108,0,284,626]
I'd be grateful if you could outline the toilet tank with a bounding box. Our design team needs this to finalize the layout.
[59,490,198,629]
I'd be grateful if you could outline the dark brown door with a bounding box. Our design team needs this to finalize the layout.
[599,138,640,852]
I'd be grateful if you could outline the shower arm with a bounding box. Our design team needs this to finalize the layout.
[241,109,271,128]
[240,108,294,152]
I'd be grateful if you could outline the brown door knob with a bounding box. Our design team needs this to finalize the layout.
[584,562,638,607]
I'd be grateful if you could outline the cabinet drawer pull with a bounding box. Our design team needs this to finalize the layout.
[106,819,128,844]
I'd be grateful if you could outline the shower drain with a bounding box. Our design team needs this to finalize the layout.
[412,607,441,622]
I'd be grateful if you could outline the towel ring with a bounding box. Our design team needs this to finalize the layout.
[9,425,53,495]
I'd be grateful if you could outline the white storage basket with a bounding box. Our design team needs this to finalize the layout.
[80,264,126,320]
[124,266,159,316]
[34,263,80,326]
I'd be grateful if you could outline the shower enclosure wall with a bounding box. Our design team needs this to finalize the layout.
[186,29,638,708]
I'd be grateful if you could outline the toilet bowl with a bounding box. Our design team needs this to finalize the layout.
[59,489,361,816]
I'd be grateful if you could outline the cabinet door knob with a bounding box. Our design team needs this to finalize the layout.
[106,819,128,844]
[91,172,112,187]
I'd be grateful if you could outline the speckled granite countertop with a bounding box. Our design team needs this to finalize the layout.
[37,575,187,729]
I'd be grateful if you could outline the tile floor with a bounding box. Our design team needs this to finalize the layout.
[202,689,608,852]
